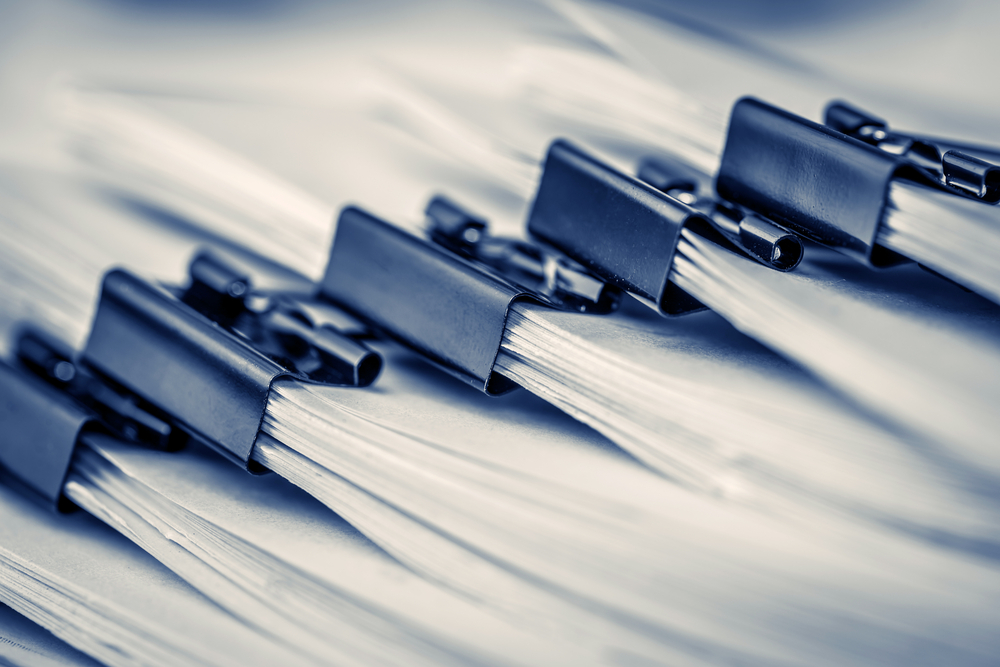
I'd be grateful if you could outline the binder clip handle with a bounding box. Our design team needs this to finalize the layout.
[425,195,621,313]
[942,151,1000,202]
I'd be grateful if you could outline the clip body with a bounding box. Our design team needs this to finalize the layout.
[0,358,94,511]
[83,270,285,471]
[528,140,771,316]
[320,207,538,395]
[717,98,1000,268]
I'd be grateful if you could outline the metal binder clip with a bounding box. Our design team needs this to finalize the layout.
[637,155,803,272]
[825,101,1000,202]
[716,97,1000,267]
[0,253,381,508]
[318,203,620,396]
[0,330,176,512]
[527,140,799,317]
[79,252,380,472]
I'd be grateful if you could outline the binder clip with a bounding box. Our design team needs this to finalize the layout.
[0,330,175,512]
[319,199,620,396]
[527,140,802,316]
[0,252,381,506]
[716,98,1000,267]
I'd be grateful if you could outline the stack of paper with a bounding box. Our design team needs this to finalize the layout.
[2,1,1000,665]
[0,601,99,667]
[4,162,1000,665]
[0,488,312,667]
[64,87,1000,518]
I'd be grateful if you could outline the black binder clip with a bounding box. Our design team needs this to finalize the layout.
[526,140,802,317]
[716,97,1000,267]
[318,199,620,395]
[0,253,381,505]
[825,101,1000,201]
[0,329,176,512]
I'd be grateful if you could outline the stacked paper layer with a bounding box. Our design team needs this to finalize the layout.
[0,488,309,667]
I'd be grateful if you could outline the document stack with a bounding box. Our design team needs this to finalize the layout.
[1,1,999,666]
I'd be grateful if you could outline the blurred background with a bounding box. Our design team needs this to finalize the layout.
[1,0,998,167]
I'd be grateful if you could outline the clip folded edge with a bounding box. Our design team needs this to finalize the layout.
[319,207,532,395]
[715,97,944,267]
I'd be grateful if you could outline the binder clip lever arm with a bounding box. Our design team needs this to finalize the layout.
[636,156,803,271]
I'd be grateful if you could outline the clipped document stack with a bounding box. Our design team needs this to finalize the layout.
[3,164,1000,666]
[3,1,1000,665]
[64,88,1000,509]
[0,169,680,666]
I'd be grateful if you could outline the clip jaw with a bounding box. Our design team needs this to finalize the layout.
[318,202,618,396]
[527,140,794,317]
[320,207,530,395]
